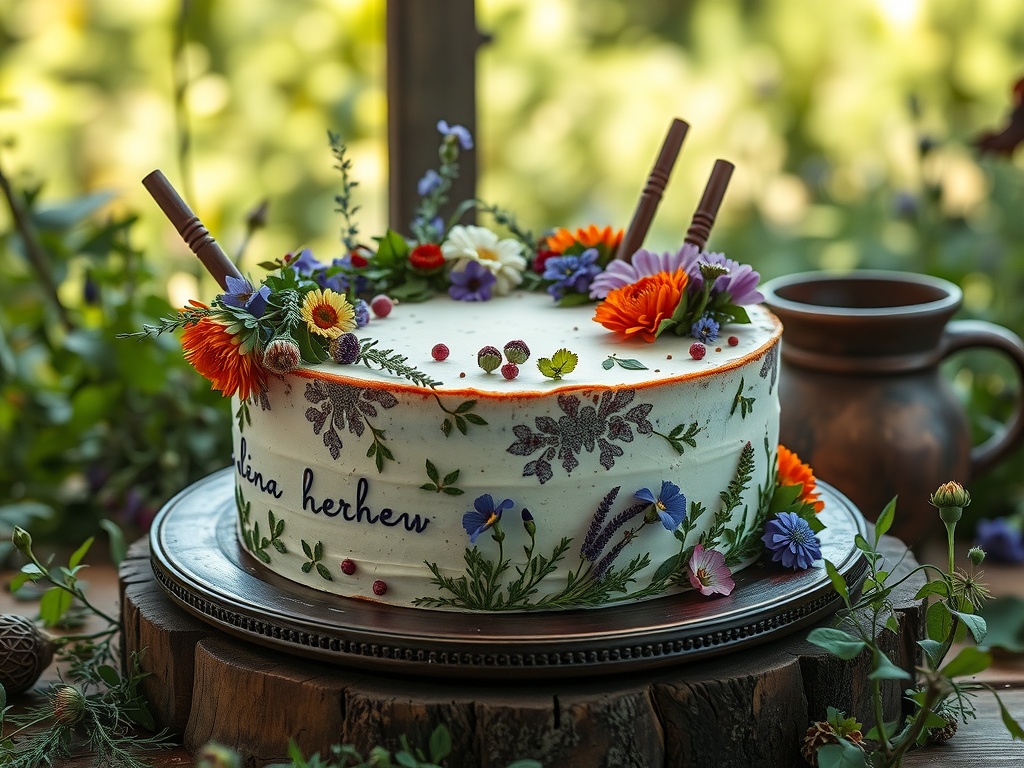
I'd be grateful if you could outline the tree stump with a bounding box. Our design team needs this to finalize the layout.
[121,536,924,767]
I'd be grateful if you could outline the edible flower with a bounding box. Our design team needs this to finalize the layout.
[635,480,687,531]
[762,511,822,570]
[442,225,526,295]
[776,445,825,513]
[449,260,497,302]
[462,494,515,543]
[545,224,623,258]
[542,248,602,299]
[181,310,268,400]
[589,244,698,299]
[688,544,735,596]
[221,275,270,318]
[593,269,688,343]
[300,288,356,339]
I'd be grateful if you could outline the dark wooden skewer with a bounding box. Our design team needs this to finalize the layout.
[614,117,690,262]
[142,169,243,290]
[684,159,734,250]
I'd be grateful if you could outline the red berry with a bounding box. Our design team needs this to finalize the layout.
[340,559,356,575]
[350,250,369,268]
[370,294,393,318]
[689,342,707,360]
[431,343,450,362]
[728,336,740,347]
[372,580,387,596]
[501,362,519,380]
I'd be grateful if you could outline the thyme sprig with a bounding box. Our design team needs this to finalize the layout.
[328,132,361,252]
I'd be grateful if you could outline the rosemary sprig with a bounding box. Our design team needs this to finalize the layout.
[115,304,211,341]
[358,339,442,388]
[328,132,361,252]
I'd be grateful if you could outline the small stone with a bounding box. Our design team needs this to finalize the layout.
[340,559,356,575]
[689,342,706,360]
[501,362,519,380]
[727,336,739,346]
[431,343,450,362]
[715,347,722,352]
[372,580,388,596]
[370,294,393,318]
[503,339,530,365]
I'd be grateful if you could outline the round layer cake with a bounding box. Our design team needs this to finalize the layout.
[231,292,781,611]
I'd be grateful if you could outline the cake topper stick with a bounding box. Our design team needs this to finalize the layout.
[614,117,690,263]
[141,169,243,290]
[684,159,734,250]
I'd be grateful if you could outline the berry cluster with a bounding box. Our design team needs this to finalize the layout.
[473,339,531,379]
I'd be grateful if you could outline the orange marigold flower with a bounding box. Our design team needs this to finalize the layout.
[181,316,267,400]
[777,445,825,513]
[593,269,688,343]
[545,225,623,255]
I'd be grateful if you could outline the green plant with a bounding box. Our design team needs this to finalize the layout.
[805,481,1024,767]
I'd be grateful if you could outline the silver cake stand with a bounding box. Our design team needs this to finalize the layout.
[149,468,868,679]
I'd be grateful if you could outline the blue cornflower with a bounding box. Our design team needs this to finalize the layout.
[449,260,497,302]
[352,299,370,328]
[691,314,720,343]
[635,481,687,531]
[761,511,822,570]
[288,248,325,276]
[975,517,1024,563]
[542,248,602,299]
[437,120,473,150]
[220,275,271,318]
[418,169,442,196]
[462,494,515,543]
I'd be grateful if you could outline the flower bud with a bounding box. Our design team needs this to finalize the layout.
[477,345,502,373]
[930,481,971,524]
[262,337,301,374]
[12,527,31,556]
[504,339,531,365]
[522,508,536,537]
[53,685,87,725]
[968,546,986,566]
[329,333,361,365]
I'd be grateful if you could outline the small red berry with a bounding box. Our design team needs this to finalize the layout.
[727,336,739,347]
[372,580,388,596]
[340,559,356,575]
[431,343,450,361]
[501,362,519,380]
[370,294,393,318]
[350,250,370,268]
[689,342,707,360]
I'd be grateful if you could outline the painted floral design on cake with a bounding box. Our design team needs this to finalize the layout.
[304,380,398,465]
[506,390,653,483]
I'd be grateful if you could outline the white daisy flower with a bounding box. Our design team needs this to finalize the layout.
[441,225,526,296]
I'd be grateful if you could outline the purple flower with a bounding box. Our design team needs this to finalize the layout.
[288,248,326,276]
[688,544,735,596]
[542,248,602,299]
[588,244,699,299]
[762,511,822,570]
[686,252,764,305]
[691,314,720,343]
[462,494,514,543]
[353,299,370,328]
[418,169,442,196]
[448,260,497,301]
[975,517,1024,563]
[437,120,473,150]
[220,275,270,318]
[635,480,687,531]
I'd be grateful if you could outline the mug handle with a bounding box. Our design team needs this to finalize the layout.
[941,320,1024,477]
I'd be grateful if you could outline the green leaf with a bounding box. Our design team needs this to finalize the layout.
[914,579,950,600]
[301,562,313,574]
[997,691,1024,741]
[316,563,333,581]
[952,610,988,644]
[917,638,945,669]
[442,487,465,496]
[980,596,1024,653]
[39,586,73,626]
[425,459,439,484]
[97,664,121,687]
[926,600,953,643]
[602,358,614,370]
[302,540,313,559]
[816,740,868,768]
[824,559,849,603]
[873,497,897,542]
[442,469,460,486]
[885,614,900,635]
[940,645,991,678]
[806,627,867,660]
[428,724,452,762]
[867,651,911,681]
[395,751,420,768]
[455,400,477,413]
[652,553,682,583]
[99,519,127,566]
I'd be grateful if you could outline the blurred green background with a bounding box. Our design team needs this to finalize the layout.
[2,0,1023,548]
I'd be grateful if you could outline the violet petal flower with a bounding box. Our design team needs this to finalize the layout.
[762,511,822,570]
[289,248,326,276]
[437,120,473,150]
[688,544,735,596]
[462,494,514,543]
[635,480,687,531]
[448,260,497,301]
[542,248,601,299]
[588,244,700,298]
[221,275,270,318]
[418,169,442,196]
[687,252,764,305]
[975,517,1024,563]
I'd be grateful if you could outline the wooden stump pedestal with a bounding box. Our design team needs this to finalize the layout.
[120,536,924,768]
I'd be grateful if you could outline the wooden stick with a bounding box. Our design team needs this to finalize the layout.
[142,169,243,289]
[684,159,734,250]
[614,118,690,262]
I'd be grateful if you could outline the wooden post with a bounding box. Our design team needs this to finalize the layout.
[386,0,487,233]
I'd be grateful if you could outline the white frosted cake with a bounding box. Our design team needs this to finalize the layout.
[230,291,781,611]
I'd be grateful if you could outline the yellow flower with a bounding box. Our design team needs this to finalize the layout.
[300,288,355,339]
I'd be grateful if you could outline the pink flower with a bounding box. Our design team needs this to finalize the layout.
[588,244,700,299]
[687,544,735,597]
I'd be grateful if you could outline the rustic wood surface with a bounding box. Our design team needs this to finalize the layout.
[3,536,1023,767]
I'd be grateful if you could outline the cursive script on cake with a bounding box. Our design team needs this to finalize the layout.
[301,468,431,534]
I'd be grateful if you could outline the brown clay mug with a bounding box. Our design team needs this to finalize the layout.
[762,270,1024,544]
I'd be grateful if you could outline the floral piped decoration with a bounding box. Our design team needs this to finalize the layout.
[462,494,514,544]
[762,510,822,570]
[635,480,687,531]
[688,544,735,596]
[590,241,763,344]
